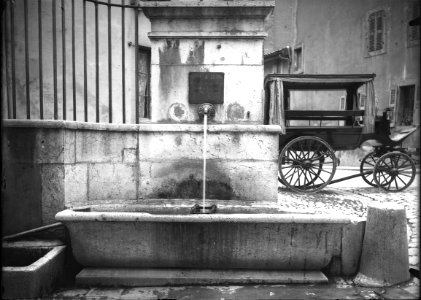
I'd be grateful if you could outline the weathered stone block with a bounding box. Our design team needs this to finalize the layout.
[1,162,43,235]
[64,164,88,207]
[88,163,137,201]
[75,131,137,163]
[355,203,410,286]
[41,164,66,225]
[138,131,278,161]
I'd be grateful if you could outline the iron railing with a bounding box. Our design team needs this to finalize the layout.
[1,0,149,123]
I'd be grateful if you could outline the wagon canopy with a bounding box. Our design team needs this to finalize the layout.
[264,74,376,134]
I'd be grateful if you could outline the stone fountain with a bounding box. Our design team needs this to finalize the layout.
[55,0,367,287]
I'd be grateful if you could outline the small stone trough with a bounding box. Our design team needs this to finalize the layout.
[56,202,365,286]
[2,240,66,299]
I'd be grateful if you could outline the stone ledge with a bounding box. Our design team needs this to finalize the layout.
[56,207,360,224]
[139,0,275,8]
[148,31,268,39]
[2,119,283,133]
[76,268,327,287]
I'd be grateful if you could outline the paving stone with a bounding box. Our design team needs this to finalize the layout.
[85,288,124,299]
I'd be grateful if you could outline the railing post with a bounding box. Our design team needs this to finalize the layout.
[24,0,30,119]
[108,0,112,123]
[62,0,66,120]
[135,3,139,124]
[38,0,44,119]
[121,0,126,123]
[83,0,88,122]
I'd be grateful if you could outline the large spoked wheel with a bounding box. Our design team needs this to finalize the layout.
[279,136,337,193]
[360,151,378,187]
[373,151,416,192]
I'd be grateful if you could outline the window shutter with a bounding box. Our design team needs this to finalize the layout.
[376,12,384,50]
[368,15,376,52]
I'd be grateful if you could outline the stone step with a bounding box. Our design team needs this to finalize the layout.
[76,268,328,287]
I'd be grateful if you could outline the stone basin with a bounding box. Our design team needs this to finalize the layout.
[55,202,364,276]
[2,241,66,299]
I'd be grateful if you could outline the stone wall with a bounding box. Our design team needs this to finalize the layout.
[2,120,281,235]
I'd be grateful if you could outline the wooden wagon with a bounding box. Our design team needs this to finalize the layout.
[264,74,418,193]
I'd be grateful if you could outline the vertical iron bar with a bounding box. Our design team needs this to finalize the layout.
[4,0,11,118]
[95,0,99,122]
[121,0,126,123]
[38,0,43,119]
[11,0,16,118]
[24,0,30,119]
[61,0,66,120]
[135,5,139,124]
[72,0,76,120]
[83,0,87,121]
[53,0,58,119]
[108,0,112,123]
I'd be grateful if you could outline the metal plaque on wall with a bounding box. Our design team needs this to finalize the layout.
[188,72,224,104]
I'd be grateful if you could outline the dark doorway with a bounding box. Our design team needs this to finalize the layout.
[397,85,415,126]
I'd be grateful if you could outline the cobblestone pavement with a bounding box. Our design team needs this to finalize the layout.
[277,168,420,269]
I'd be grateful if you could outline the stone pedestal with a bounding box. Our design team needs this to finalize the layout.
[140,0,275,123]
[354,203,410,286]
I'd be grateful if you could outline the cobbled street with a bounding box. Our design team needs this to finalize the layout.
[277,168,420,269]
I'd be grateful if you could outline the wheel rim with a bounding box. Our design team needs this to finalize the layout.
[373,152,416,192]
[360,151,378,187]
[279,136,337,193]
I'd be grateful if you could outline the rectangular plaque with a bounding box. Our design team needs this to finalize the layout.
[188,72,224,104]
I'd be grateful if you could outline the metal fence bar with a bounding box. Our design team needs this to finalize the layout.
[10,0,16,118]
[83,0,88,122]
[53,0,58,120]
[72,0,76,120]
[38,0,44,119]
[24,0,30,119]
[61,0,66,120]
[95,0,99,122]
[4,0,11,118]
[135,6,139,124]
[121,0,126,123]
[108,0,112,123]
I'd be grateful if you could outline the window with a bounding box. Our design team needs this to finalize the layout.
[366,9,387,56]
[408,1,420,47]
[358,93,366,109]
[339,96,346,110]
[397,85,416,126]
[293,44,303,73]
[389,88,397,127]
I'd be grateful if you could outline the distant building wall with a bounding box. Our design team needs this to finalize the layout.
[265,0,420,154]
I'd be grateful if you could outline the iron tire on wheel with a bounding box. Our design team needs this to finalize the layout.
[360,151,378,187]
[373,151,416,192]
[279,136,337,193]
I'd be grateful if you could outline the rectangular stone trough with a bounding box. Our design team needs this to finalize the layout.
[2,241,66,299]
[56,202,365,281]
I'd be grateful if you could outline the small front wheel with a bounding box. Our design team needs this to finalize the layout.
[373,151,416,192]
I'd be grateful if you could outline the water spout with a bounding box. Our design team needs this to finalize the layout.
[197,103,215,213]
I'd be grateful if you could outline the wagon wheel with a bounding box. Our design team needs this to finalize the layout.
[373,151,416,192]
[360,151,378,187]
[279,136,337,193]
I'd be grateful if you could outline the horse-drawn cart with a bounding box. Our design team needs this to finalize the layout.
[264,74,418,193]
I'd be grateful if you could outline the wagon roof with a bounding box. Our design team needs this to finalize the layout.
[265,74,376,89]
